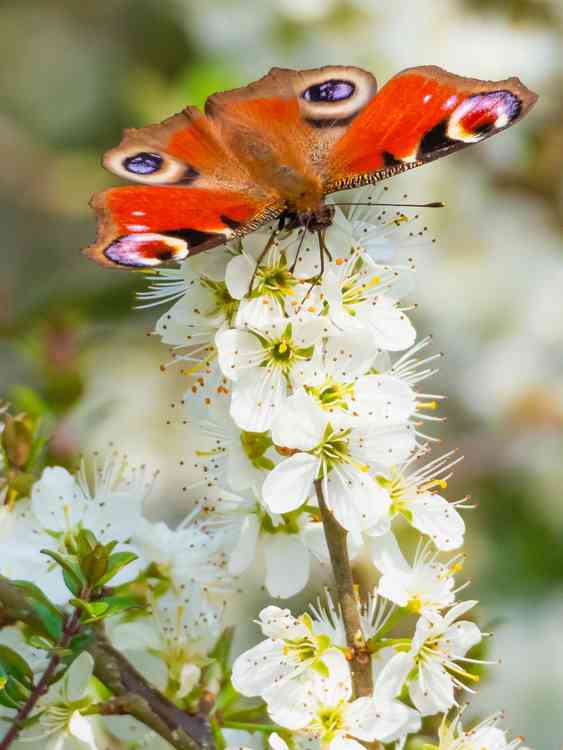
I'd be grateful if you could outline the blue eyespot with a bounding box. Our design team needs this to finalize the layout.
[123,152,163,175]
[303,79,355,103]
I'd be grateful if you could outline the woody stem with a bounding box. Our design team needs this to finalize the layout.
[314,479,373,699]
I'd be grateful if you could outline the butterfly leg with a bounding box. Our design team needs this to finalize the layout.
[296,230,330,313]
[248,228,279,295]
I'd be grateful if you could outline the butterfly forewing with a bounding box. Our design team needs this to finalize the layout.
[323,65,538,194]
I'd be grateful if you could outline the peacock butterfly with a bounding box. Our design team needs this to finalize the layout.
[85,65,537,269]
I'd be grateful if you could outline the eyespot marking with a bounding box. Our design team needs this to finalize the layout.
[447,90,522,143]
[123,152,163,175]
[302,79,355,103]
[105,233,189,268]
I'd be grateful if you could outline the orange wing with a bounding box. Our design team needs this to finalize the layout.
[86,185,276,269]
[85,106,280,269]
[325,65,538,193]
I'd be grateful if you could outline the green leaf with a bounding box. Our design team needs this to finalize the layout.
[97,592,145,618]
[0,646,33,708]
[95,551,138,587]
[41,549,86,596]
[12,580,63,641]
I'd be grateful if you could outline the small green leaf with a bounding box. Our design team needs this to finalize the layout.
[41,549,85,596]
[13,581,63,641]
[95,551,138,587]
[0,646,34,707]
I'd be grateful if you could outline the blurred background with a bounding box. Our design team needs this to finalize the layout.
[0,1,562,746]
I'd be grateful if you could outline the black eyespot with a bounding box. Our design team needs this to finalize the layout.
[123,152,163,175]
[303,79,355,103]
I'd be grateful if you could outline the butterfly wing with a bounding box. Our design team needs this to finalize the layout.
[204,66,379,211]
[86,107,280,269]
[86,185,275,269]
[324,65,538,193]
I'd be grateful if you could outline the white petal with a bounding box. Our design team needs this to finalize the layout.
[231,639,293,697]
[353,423,415,468]
[225,253,255,299]
[369,531,409,574]
[265,533,310,598]
[330,737,366,750]
[345,696,417,743]
[216,329,265,381]
[68,712,98,749]
[263,453,320,514]
[265,678,315,730]
[409,493,465,551]
[409,660,454,716]
[65,652,94,701]
[325,466,391,538]
[32,467,84,532]
[373,652,413,700]
[258,605,309,639]
[228,514,260,576]
[323,331,377,381]
[358,297,416,351]
[231,367,287,432]
[268,733,290,750]
[270,389,327,450]
[442,620,482,657]
[312,650,352,706]
[354,374,416,424]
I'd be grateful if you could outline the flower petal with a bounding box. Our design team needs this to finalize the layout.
[264,533,310,598]
[263,453,320,514]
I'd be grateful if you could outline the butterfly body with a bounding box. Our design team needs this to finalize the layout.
[86,65,537,269]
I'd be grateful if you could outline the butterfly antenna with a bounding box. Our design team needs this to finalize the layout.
[333,201,445,208]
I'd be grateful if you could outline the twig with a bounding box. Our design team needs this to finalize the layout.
[314,479,373,698]
[0,576,214,750]
[0,608,81,750]
[89,623,213,750]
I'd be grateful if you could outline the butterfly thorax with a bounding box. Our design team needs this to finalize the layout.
[283,203,335,232]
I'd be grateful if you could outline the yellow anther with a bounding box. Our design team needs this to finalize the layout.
[418,400,438,410]
[278,342,288,353]
[362,275,381,291]
[335,257,345,266]
[307,306,317,313]
[421,478,448,492]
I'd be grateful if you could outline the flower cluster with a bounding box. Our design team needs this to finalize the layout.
[0,189,528,750]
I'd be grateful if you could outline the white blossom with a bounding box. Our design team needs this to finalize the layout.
[380,602,484,716]
[369,532,463,615]
[263,389,414,539]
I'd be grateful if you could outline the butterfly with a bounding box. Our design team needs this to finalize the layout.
[85,65,537,270]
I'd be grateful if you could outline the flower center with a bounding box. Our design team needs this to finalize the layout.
[254,259,297,299]
[315,704,345,741]
[308,377,355,411]
[200,277,239,324]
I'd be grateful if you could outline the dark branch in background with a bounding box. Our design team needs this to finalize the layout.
[0,608,81,750]
[0,576,214,750]
[314,480,373,698]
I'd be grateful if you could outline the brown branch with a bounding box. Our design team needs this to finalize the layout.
[90,623,213,750]
[0,609,81,750]
[314,480,373,698]
[0,576,214,750]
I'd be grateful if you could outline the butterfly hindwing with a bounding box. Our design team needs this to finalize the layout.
[86,186,277,269]
[324,65,538,193]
